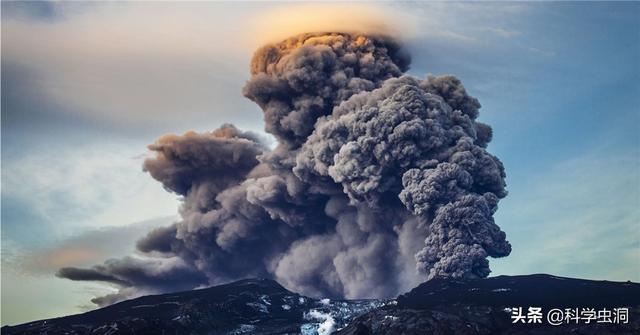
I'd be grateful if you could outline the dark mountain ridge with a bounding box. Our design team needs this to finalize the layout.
[398,273,640,309]
[3,278,315,334]
[338,274,640,335]
[3,275,639,335]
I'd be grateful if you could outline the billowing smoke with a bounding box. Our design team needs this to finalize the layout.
[58,32,510,305]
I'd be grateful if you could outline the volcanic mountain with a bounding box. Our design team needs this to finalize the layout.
[2,275,639,335]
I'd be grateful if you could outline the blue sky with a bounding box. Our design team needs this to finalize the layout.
[2,1,639,325]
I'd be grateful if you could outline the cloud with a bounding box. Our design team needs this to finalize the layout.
[13,217,177,276]
[57,256,208,305]
[1,216,176,325]
[1,2,263,132]
[3,0,638,324]
[1,1,534,134]
[1,140,179,237]
[482,27,522,38]
[143,124,267,195]
[245,3,419,44]
[525,46,556,57]
[58,32,511,306]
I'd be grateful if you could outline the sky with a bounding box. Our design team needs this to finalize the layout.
[1,1,639,326]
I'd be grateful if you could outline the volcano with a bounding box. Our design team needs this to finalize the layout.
[2,274,639,335]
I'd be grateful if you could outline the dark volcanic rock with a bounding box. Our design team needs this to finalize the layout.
[2,278,386,335]
[397,274,640,309]
[2,278,382,335]
[336,274,640,335]
[3,275,639,335]
[2,278,312,334]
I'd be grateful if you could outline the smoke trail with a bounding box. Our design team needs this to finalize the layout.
[58,32,510,305]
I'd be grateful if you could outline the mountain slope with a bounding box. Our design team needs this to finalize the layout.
[3,275,639,335]
[1,278,385,335]
[336,274,640,335]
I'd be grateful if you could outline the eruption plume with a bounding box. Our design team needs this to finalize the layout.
[58,32,510,305]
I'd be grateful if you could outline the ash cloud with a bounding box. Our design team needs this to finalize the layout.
[58,32,510,305]
[243,32,410,147]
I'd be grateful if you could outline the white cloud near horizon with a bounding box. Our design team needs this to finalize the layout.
[3,216,177,277]
[1,215,178,325]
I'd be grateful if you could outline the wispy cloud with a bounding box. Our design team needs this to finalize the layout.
[525,46,556,57]
[1,195,176,325]
[1,1,535,133]
[1,141,179,239]
[481,27,522,38]
[1,2,265,133]
[3,216,176,277]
